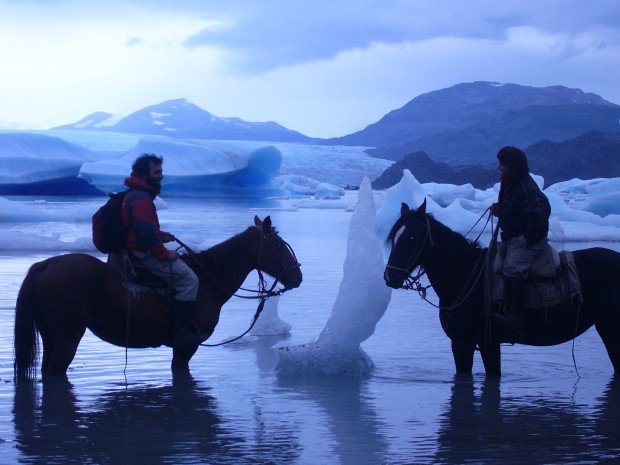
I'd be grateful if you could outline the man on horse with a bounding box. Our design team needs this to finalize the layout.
[120,154,207,347]
[491,146,551,335]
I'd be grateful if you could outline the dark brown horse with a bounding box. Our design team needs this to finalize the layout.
[14,216,302,378]
[384,200,620,376]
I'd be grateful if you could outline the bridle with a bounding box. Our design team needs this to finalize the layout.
[176,227,300,300]
[254,227,302,295]
[174,227,301,347]
[385,215,434,290]
[386,209,496,312]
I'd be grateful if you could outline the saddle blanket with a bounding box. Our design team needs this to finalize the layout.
[107,251,171,297]
[491,251,581,309]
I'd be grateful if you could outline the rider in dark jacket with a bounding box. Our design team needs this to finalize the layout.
[492,146,551,336]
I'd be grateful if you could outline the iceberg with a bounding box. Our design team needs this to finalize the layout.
[276,178,392,376]
[374,170,620,242]
[0,130,392,197]
[579,192,620,217]
[79,137,284,196]
[0,132,104,195]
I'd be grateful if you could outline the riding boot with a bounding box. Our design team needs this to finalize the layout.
[493,276,526,339]
[170,300,210,347]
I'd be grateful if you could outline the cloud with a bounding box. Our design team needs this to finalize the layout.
[126,37,142,46]
[180,0,620,73]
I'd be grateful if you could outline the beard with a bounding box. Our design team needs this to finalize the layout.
[146,177,162,194]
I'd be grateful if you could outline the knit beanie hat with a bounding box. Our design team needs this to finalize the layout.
[497,146,528,173]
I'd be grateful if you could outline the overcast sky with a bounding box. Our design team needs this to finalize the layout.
[0,0,619,137]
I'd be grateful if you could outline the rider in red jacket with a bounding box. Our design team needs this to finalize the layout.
[121,154,208,347]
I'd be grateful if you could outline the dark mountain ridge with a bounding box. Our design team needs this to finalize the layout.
[328,81,613,148]
[369,103,620,164]
[371,130,620,190]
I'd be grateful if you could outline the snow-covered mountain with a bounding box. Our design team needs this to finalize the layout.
[53,98,313,143]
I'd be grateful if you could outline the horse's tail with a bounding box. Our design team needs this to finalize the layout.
[13,261,46,379]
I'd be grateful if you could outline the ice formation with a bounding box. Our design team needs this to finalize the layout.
[249,296,291,336]
[0,130,391,197]
[315,183,345,199]
[79,137,284,196]
[374,171,620,242]
[276,177,392,376]
[0,132,106,194]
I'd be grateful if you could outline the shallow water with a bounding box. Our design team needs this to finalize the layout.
[0,194,619,464]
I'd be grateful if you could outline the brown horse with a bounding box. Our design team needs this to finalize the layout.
[14,215,302,378]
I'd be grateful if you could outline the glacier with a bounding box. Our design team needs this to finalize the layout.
[0,130,391,197]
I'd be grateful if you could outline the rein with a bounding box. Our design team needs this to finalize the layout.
[395,209,496,311]
[173,233,300,347]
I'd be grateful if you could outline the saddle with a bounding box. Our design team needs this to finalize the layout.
[491,243,581,309]
[107,251,172,298]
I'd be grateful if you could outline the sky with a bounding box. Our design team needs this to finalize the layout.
[0,0,619,138]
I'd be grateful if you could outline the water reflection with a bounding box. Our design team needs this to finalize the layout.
[278,375,389,465]
[434,375,620,464]
[12,374,302,464]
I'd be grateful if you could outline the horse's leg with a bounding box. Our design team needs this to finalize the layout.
[43,328,86,377]
[451,341,475,374]
[596,321,620,374]
[480,342,502,377]
[40,333,53,375]
[171,345,199,373]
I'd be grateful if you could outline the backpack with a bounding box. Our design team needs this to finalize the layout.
[92,190,133,254]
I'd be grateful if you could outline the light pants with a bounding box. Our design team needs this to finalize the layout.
[132,251,199,302]
[502,235,548,280]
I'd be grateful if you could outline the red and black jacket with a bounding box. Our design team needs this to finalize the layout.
[121,173,170,260]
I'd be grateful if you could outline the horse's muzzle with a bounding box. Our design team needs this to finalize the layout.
[384,268,405,289]
[282,267,303,290]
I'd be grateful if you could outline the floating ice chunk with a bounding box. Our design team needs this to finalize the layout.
[0,231,93,251]
[249,296,291,336]
[276,177,392,376]
[584,178,620,196]
[376,169,438,236]
[545,177,608,197]
[433,199,491,235]
[292,198,353,209]
[424,182,476,207]
[531,173,545,190]
[274,174,319,197]
[0,196,93,223]
[548,216,566,241]
[579,192,620,217]
[315,183,345,199]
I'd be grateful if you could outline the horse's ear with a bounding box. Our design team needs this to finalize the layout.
[400,203,410,217]
[254,215,262,227]
[416,198,427,215]
[262,216,272,232]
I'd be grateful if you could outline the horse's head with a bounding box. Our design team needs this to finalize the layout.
[253,215,302,290]
[384,199,432,289]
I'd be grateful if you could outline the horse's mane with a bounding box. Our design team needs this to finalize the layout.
[181,226,257,275]
[386,212,483,255]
